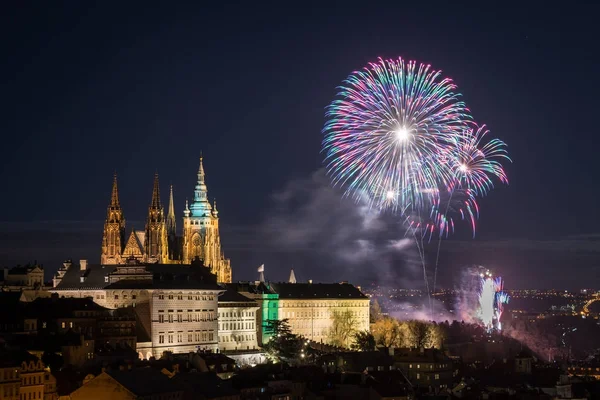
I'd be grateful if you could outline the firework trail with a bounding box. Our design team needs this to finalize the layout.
[322,57,510,313]
[432,125,510,292]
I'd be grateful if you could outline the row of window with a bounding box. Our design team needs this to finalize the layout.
[219,321,255,330]
[219,333,255,342]
[157,310,215,323]
[158,331,214,344]
[282,301,368,308]
[409,363,449,369]
[415,373,440,380]
[218,310,255,318]
[157,294,215,301]
[113,294,137,300]
[282,310,367,319]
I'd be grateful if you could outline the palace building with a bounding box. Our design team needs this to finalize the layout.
[100,157,232,283]
[51,258,223,358]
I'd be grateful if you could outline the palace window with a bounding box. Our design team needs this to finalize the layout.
[188,332,192,342]
[168,334,173,343]
[159,335,164,344]
[435,374,440,380]
[158,294,164,300]
[177,313,183,323]
[168,313,173,323]
[177,333,182,343]
[158,314,164,323]
[178,295,183,300]
[168,295,173,300]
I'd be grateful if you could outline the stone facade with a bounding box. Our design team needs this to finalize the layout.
[217,291,259,351]
[151,290,219,357]
[51,259,223,358]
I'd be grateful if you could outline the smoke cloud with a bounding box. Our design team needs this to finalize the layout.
[259,169,425,286]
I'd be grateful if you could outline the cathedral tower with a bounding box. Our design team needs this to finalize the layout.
[101,173,126,264]
[144,173,169,263]
[182,157,232,282]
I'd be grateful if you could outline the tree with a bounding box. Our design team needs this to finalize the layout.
[351,330,376,351]
[370,297,383,323]
[263,319,302,363]
[371,317,401,347]
[407,320,430,348]
[328,309,358,348]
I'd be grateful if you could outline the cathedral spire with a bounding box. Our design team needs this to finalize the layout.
[151,173,161,209]
[110,172,120,208]
[167,184,176,235]
[190,155,212,216]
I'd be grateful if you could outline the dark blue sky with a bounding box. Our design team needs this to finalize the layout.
[2,2,599,289]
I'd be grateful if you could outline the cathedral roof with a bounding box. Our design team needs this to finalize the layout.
[53,261,222,291]
[269,282,367,300]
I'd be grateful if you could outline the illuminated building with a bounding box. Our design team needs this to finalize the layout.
[270,280,370,345]
[217,290,259,351]
[98,156,232,283]
[51,258,223,358]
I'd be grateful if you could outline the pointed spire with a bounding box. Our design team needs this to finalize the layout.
[289,268,297,284]
[184,198,190,217]
[151,172,161,209]
[213,199,218,217]
[110,172,120,208]
[190,155,212,216]
[167,185,176,235]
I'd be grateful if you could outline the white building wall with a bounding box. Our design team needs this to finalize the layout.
[151,290,220,357]
[218,304,259,351]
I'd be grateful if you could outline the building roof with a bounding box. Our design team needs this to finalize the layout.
[6,265,43,275]
[218,288,257,303]
[392,347,451,364]
[54,261,222,291]
[269,282,367,300]
[24,296,108,318]
[226,281,278,295]
[172,372,239,398]
[0,348,39,368]
[106,368,182,396]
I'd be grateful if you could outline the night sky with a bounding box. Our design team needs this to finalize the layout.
[2,2,599,290]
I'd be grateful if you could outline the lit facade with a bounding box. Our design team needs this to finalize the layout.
[51,259,223,359]
[98,157,232,283]
[270,282,370,345]
[217,290,259,351]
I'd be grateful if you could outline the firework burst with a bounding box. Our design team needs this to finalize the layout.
[323,57,471,216]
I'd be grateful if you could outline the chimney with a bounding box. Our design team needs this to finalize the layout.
[63,260,72,270]
[80,260,88,271]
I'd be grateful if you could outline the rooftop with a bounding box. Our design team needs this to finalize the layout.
[269,282,367,300]
[54,261,222,291]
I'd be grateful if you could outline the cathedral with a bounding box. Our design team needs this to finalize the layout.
[100,157,232,283]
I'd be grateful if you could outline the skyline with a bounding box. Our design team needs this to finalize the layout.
[2,2,600,289]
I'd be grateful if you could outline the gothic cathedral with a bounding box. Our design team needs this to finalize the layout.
[100,157,232,283]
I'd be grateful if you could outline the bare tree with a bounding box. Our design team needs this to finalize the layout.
[329,309,358,348]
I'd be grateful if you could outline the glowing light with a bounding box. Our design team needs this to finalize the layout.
[459,164,468,173]
[386,190,395,200]
[395,126,410,142]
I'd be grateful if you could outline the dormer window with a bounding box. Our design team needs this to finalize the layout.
[105,276,109,283]
[80,277,85,283]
